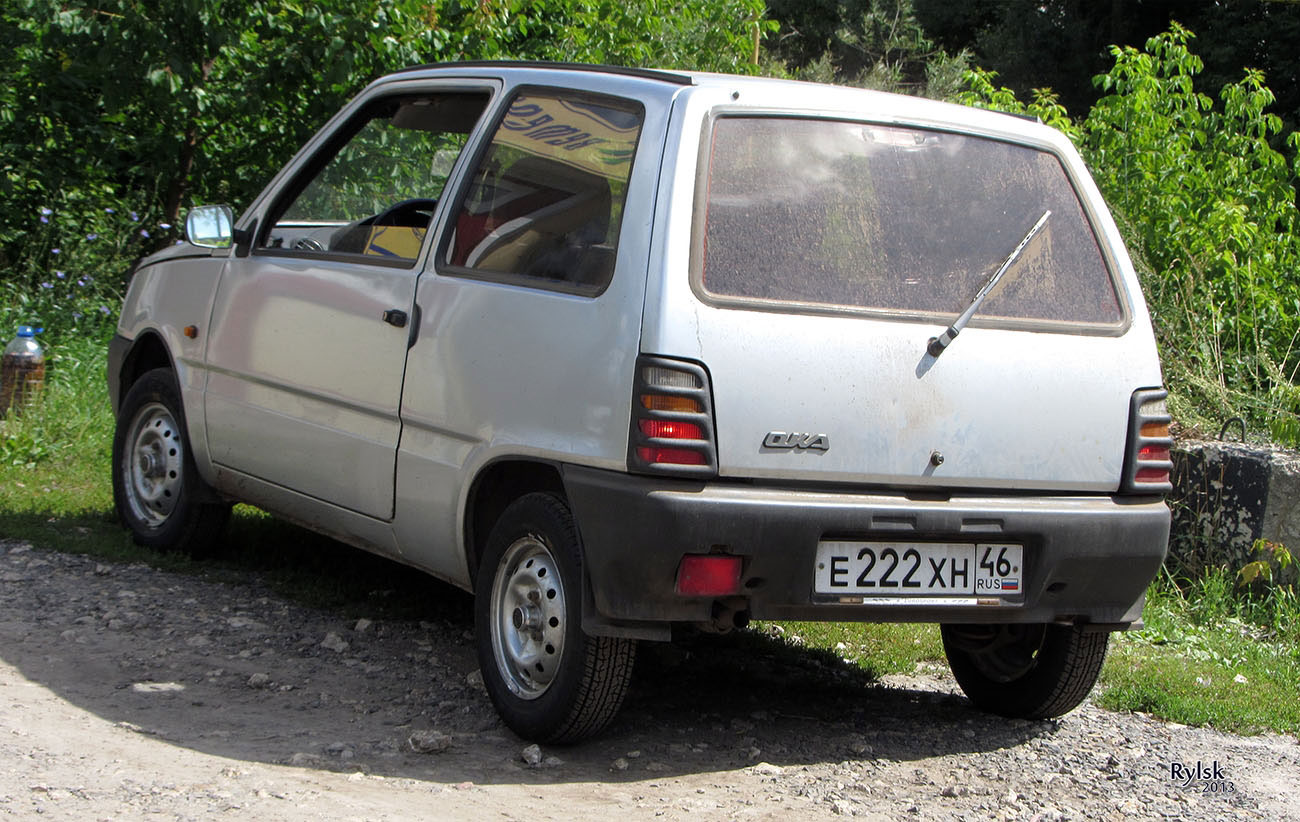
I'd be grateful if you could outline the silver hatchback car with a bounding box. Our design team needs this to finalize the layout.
[109,62,1171,743]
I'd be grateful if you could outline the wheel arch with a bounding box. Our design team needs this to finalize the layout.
[112,330,176,416]
[464,459,567,584]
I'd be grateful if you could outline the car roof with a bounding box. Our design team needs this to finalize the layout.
[392,60,694,86]
[381,61,1054,147]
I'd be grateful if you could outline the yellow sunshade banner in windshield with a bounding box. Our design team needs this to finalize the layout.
[495,95,639,181]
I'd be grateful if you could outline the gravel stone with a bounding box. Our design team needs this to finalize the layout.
[408,730,453,754]
[521,744,543,767]
[0,539,1294,821]
[320,633,349,653]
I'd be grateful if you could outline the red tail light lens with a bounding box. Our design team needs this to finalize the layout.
[637,446,706,466]
[1135,467,1170,482]
[1138,444,1171,462]
[639,419,703,440]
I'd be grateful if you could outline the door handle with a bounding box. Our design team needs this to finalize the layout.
[382,309,407,328]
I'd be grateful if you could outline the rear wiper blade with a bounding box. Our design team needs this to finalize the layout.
[927,209,1051,358]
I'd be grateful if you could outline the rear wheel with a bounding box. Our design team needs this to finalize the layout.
[474,492,635,743]
[941,622,1108,719]
[112,368,229,556]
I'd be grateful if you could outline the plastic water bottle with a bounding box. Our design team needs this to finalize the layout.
[1,326,45,416]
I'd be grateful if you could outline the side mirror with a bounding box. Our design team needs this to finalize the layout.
[185,205,235,248]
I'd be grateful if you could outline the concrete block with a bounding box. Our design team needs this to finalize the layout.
[1169,440,1297,585]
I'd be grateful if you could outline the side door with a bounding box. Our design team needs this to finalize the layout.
[204,84,493,519]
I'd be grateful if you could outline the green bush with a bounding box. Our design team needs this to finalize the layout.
[0,0,769,344]
[959,24,1300,442]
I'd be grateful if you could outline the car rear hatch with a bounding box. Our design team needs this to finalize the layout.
[638,96,1165,494]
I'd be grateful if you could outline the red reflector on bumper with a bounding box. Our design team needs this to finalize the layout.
[676,555,742,596]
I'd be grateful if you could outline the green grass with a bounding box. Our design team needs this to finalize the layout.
[0,333,125,554]
[3,335,1298,735]
[753,620,946,679]
[1097,571,1300,734]
[0,336,470,621]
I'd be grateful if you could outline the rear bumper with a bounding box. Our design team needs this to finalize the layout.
[562,465,1169,635]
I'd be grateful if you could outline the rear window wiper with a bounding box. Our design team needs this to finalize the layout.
[927,209,1051,358]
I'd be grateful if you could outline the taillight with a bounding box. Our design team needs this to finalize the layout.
[628,356,717,477]
[1122,388,1173,493]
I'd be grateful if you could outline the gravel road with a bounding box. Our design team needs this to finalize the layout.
[1,536,1295,821]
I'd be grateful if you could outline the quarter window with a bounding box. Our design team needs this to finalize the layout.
[443,91,644,292]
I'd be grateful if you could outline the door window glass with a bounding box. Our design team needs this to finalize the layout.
[260,92,490,262]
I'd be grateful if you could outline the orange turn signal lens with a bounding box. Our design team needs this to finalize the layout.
[1140,421,1170,437]
[640,394,701,413]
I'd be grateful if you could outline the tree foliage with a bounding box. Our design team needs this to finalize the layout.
[961,25,1300,442]
[916,0,1300,134]
[0,0,764,335]
[764,0,968,96]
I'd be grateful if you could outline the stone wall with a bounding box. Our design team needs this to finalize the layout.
[1169,440,1298,585]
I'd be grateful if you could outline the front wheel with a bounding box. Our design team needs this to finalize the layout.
[112,368,229,556]
[474,492,635,743]
[941,623,1108,719]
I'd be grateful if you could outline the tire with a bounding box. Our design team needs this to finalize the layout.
[112,368,229,556]
[474,492,635,743]
[941,622,1108,719]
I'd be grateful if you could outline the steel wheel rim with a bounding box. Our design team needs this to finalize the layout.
[122,401,184,527]
[964,623,1047,683]
[489,535,567,700]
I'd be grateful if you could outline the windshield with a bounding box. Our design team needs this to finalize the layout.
[696,117,1123,327]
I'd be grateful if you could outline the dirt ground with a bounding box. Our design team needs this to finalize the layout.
[1,536,1297,821]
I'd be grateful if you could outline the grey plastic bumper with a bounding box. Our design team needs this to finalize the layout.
[562,465,1169,635]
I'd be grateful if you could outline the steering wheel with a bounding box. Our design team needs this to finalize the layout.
[369,198,440,227]
[329,198,439,253]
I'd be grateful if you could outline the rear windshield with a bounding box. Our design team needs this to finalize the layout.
[697,117,1123,327]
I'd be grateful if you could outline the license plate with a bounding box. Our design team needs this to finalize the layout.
[814,541,1024,596]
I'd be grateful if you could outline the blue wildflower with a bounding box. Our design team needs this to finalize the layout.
[160,223,172,230]
[77,278,86,287]
[105,208,115,214]
[51,248,60,254]
[40,215,49,224]
[99,306,111,315]
[39,207,52,216]
[55,270,65,279]
[130,211,139,221]
[86,233,98,240]
[140,229,150,238]
[40,282,53,289]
